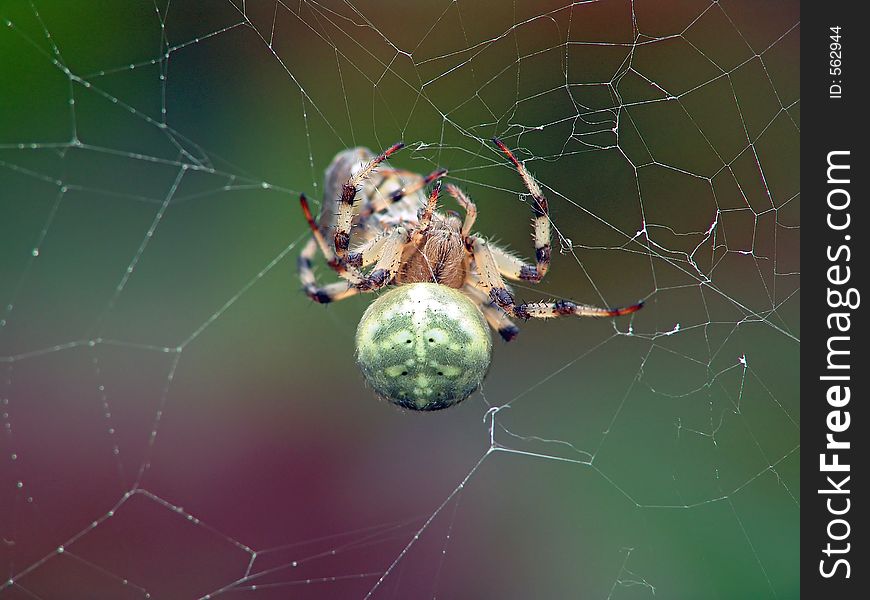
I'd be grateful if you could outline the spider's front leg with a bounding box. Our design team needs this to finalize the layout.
[298,227,409,302]
[353,227,410,292]
[300,193,365,285]
[359,167,448,219]
[445,184,476,237]
[334,142,404,261]
[298,237,360,304]
[413,180,442,237]
[299,193,402,302]
[492,138,551,283]
[470,236,643,320]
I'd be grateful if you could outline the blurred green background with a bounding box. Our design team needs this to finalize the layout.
[1,1,799,598]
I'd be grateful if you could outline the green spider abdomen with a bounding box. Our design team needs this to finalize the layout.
[355,283,492,411]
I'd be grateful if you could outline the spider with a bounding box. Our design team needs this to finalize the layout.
[297,139,643,411]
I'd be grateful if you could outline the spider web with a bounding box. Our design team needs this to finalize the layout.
[0,0,799,597]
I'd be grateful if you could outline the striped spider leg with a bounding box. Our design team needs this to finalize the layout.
[298,155,445,303]
[333,142,405,261]
[297,142,417,303]
[469,236,644,320]
[492,137,551,283]
[444,183,477,237]
[461,276,520,341]
[298,194,408,302]
[358,167,448,219]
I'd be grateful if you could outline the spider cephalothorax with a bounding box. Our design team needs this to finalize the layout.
[298,140,643,410]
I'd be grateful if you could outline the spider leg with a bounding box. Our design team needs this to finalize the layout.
[300,190,400,298]
[298,227,408,302]
[445,183,477,238]
[479,300,521,341]
[353,227,410,292]
[345,229,392,269]
[300,193,337,262]
[487,243,545,283]
[334,142,405,260]
[359,167,448,218]
[297,237,359,303]
[470,236,643,320]
[492,138,550,283]
[415,180,442,234]
[300,194,365,285]
[462,281,519,341]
